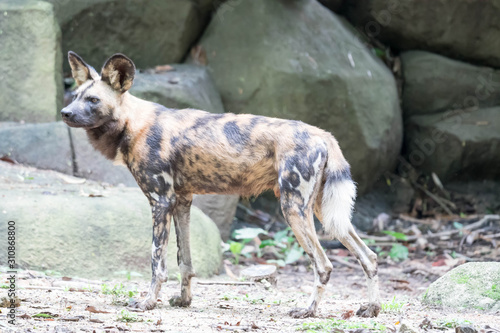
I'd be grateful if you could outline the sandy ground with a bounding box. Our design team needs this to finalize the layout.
[1,260,500,333]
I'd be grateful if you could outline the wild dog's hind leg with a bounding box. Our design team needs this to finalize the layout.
[129,193,175,310]
[338,227,381,317]
[279,152,333,318]
[169,194,196,307]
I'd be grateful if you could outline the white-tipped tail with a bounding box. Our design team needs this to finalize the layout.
[321,175,356,239]
[320,136,357,239]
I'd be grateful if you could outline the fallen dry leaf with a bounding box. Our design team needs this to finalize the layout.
[154,64,174,73]
[85,306,110,314]
[341,309,354,320]
[0,155,17,164]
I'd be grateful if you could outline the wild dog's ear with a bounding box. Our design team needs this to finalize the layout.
[68,51,95,86]
[101,53,135,93]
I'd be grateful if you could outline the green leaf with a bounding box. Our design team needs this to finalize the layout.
[453,222,464,229]
[373,47,386,58]
[266,259,286,267]
[363,238,376,245]
[285,243,304,264]
[229,241,244,255]
[381,230,408,241]
[389,244,408,261]
[259,239,277,248]
[273,229,289,242]
[33,313,55,318]
[233,228,268,240]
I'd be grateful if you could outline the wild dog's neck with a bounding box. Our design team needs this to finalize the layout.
[85,118,128,161]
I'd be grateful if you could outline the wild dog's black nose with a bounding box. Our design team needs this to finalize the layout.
[61,108,72,119]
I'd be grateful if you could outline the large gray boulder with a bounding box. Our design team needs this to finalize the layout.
[43,0,112,25]
[193,0,402,193]
[0,0,62,122]
[0,162,222,279]
[192,194,239,241]
[56,0,214,71]
[130,65,225,113]
[344,0,500,68]
[422,262,500,311]
[0,122,72,174]
[405,107,500,181]
[402,51,500,117]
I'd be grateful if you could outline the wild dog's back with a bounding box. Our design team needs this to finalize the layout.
[122,103,345,198]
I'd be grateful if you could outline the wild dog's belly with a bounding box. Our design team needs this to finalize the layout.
[173,148,278,196]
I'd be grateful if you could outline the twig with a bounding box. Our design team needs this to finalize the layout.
[357,232,418,242]
[328,255,361,270]
[463,215,499,230]
[398,214,436,225]
[413,183,454,215]
[426,215,500,239]
[22,286,64,291]
[196,281,255,286]
[481,232,500,239]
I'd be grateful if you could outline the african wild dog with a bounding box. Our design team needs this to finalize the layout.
[61,51,381,318]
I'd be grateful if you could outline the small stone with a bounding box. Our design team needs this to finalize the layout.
[0,296,21,307]
[399,322,418,333]
[261,279,272,290]
[455,326,478,333]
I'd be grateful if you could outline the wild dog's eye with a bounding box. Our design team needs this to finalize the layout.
[90,98,99,103]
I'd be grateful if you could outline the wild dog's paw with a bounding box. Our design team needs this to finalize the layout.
[128,297,157,311]
[289,307,315,319]
[169,295,192,307]
[356,302,381,318]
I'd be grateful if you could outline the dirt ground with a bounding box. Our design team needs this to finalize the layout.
[2,257,500,333]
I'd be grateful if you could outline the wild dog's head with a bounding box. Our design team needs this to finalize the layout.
[61,51,135,128]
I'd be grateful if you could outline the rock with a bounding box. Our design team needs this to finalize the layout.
[399,322,418,333]
[194,0,402,193]
[317,0,344,13]
[402,51,500,117]
[57,0,214,71]
[0,122,73,174]
[455,327,478,333]
[70,128,137,186]
[422,262,500,311]
[192,194,239,241]
[0,162,222,279]
[130,65,225,114]
[0,0,63,122]
[0,296,20,308]
[240,265,277,286]
[405,107,500,181]
[344,0,500,68]
[43,0,112,25]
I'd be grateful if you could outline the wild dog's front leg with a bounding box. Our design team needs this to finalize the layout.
[129,195,175,310]
[169,194,195,307]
